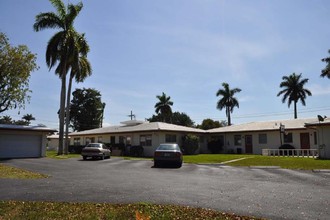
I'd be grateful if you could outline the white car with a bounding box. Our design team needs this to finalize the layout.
[81,143,111,160]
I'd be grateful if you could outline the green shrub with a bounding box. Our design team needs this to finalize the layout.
[182,134,199,155]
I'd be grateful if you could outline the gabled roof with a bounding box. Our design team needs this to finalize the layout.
[0,124,57,132]
[207,118,317,133]
[69,122,205,136]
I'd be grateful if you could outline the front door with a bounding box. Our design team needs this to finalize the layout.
[300,133,310,149]
[245,135,253,154]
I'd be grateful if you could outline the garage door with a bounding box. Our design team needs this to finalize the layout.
[0,134,42,158]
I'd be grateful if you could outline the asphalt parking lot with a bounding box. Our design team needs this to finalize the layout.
[1,157,329,220]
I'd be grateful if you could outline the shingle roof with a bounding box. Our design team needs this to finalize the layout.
[207,118,317,133]
[69,122,205,136]
[0,124,57,132]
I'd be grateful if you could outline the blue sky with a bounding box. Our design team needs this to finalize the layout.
[1,0,330,129]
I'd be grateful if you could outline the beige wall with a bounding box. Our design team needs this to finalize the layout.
[70,131,204,157]
[209,129,318,154]
[315,126,330,159]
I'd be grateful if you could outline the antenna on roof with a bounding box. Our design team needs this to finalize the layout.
[128,110,136,120]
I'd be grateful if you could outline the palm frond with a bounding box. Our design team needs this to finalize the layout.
[34,12,63,31]
[50,0,66,19]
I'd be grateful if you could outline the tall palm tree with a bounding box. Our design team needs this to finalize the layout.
[277,73,312,119]
[33,0,83,155]
[22,114,36,125]
[155,92,173,123]
[216,83,241,126]
[321,50,330,78]
[64,33,91,154]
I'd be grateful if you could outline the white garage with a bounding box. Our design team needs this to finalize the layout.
[0,124,56,159]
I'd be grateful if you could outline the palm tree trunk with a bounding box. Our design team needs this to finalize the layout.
[64,75,73,155]
[227,106,231,126]
[58,72,67,155]
[294,101,297,119]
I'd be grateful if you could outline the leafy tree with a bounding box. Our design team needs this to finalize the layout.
[147,111,194,127]
[172,112,195,127]
[0,32,38,113]
[321,49,330,78]
[197,118,227,130]
[64,33,91,154]
[216,83,241,126]
[70,88,105,131]
[154,92,173,123]
[147,114,162,122]
[277,73,312,119]
[34,0,84,155]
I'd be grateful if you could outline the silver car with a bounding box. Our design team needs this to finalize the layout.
[81,143,111,160]
[154,143,183,168]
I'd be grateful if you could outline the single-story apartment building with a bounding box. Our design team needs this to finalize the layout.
[69,120,206,157]
[47,134,70,151]
[207,118,319,155]
[68,118,329,158]
[0,124,56,159]
[305,118,330,159]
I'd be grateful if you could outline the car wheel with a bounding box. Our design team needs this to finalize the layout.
[83,156,87,160]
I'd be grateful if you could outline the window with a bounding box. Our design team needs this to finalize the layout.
[165,134,177,143]
[140,135,152,146]
[284,133,293,143]
[119,136,125,144]
[86,137,94,144]
[74,138,80,146]
[234,135,241,146]
[98,136,103,143]
[258,134,267,144]
[126,136,132,145]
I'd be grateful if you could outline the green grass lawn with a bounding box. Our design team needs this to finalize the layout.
[0,201,263,220]
[183,154,254,164]
[228,156,330,170]
[46,150,81,159]
[118,154,330,170]
[0,164,48,179]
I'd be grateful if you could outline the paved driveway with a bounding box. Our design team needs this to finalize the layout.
[1,158,329,220]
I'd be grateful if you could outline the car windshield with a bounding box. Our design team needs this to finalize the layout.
[157,144,179,151]
[86,144,101,148]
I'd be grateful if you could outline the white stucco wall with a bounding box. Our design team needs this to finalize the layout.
[316,126,330,159]
[209,129,318,155]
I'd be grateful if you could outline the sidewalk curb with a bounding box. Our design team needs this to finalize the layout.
[312,169,330,173]
[249,166,280,169]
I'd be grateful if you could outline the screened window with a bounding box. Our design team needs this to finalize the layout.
[284,133,293,143]
[98,136,103,143]
[165,134,177,143]
[140,135,152,146]
[258,134,267,144]
[234,135,241,146]
[74,138,80,146]
[119,136,125,144]
[86,137,95,144]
